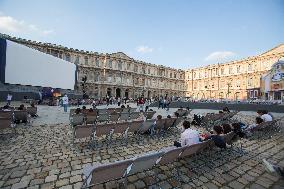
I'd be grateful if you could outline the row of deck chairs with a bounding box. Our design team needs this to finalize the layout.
[250,118,282,139]
[82,131,236,188]
[200,111,239,131]
[69,107,137,118]
[70,111,156,127]
[175,109,191,117]
[0,107,37,131]
[72,117,183,148]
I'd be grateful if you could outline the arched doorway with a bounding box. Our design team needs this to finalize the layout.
[116,88,121,97]
[148,91,151,98]
[107,88,112,97]
[125,89,129,99]
[235,92,240,100]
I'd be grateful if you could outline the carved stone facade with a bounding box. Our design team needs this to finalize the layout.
[1,33,283,100]
[185,44,284,100]
[0,34,185,99]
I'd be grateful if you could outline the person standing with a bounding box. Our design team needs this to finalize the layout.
[62,94,69,112]
[144,99,150,112]
[117,97,121,106]
[7,93,12,106]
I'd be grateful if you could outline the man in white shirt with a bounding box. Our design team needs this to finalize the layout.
[257,110,273,122]
[7,93,12,105]
[174,120,200,147]
[62,95,69,112]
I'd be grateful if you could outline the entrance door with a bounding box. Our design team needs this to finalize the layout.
[116,88,121,98]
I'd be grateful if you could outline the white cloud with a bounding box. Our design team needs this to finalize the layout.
[136,45,153,53]
[0,15,54,36]
[204,51,236,62]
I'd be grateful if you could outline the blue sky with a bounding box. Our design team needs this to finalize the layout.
[0,0,283,69]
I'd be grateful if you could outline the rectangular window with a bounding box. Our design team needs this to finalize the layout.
[75,56,80,64]
[84,56,88,64]
[95,58,100,67]
[248,64,252,71]
[65,54,70,62]
[108,60,112,68]
[221,68,224,75]
[237,65,241,73]
[118,61,122,70]
[134,65,138,72]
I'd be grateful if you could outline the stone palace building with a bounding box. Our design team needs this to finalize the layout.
[1,34,284,100]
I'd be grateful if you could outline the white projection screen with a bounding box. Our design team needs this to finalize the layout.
[5,40,76,90]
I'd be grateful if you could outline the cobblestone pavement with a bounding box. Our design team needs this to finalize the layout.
[0,105,284,189]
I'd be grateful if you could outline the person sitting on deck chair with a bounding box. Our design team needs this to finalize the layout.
[174,121,200,147]
[257,110,272,122]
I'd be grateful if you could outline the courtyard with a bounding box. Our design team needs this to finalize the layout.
[0,103,283,189]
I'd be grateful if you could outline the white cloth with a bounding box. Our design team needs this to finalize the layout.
[62,96,69,105]
[7,94,12,101]
[180,128,200,147]
[261,114,272,122]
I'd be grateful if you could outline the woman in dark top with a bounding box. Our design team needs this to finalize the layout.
[222,123,232,134]
[211,125,226,149]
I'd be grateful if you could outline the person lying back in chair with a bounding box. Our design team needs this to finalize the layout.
[174,121,200,147]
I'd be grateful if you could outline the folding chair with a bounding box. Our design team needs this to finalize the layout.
[98,109,107,115]
[72,125,94,149]
[164,118,176,130]
[127,120,143,142]
[129,112,140,120]
[113,122,130,144]
[82,160,133,188]
[137,120,155,142]
[126,151,165,186]
[119,113,129,122]
[14,110,30,125]
[70,114,85,127]
[129,108,136,113]
[85,112,97,124]
[93,123,115,148]
[109,113,120,123]
[144,111,156,120]
[27,107,37,117]
[97,114,109,123]
[155,119,166,137]
[158,147,184,183]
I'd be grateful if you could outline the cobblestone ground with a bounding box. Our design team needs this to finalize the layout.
[0,105,283,189]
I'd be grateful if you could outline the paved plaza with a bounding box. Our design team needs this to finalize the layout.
[0,103,284,189]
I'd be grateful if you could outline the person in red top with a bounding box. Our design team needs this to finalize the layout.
[138,97,144,111]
